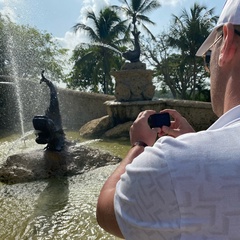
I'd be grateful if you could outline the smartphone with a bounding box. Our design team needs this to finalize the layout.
[148,112,171,128]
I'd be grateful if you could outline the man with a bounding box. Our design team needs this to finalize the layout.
[96,0,240,239]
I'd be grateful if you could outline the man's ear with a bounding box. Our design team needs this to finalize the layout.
[218,23,237,67]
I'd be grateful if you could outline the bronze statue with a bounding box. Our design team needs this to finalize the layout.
[122,31,141,63]
[32,71,65,151]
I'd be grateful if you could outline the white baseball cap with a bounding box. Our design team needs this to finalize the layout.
[196,0,240,56]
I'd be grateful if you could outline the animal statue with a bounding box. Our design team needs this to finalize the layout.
[32,71,65,151]
[122,31,141,63]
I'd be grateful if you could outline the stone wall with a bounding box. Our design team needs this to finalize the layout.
[105,99,218,132]
[57,88,115,129]
[0,76,218,136]
[0,77,114,134]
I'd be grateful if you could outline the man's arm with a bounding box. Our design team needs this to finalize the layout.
[96,110,157,237]
[96,109,195,237]
[96,145,145,238]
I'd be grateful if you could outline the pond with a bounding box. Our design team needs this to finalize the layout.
[0,132,130,240]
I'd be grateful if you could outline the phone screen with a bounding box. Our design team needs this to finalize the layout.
[148,113,171,128]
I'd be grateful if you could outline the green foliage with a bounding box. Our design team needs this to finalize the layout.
[142,3,217,102]
[66,45,104,92]
[155,53,210,100]
[112,0,161,39]
[65,44,125,93]
[0,14,68,81]
[166,3,217,101]
[68,2,161,94]
[168,3,218,57]
[74,8,128,46]
[68,7,128,94]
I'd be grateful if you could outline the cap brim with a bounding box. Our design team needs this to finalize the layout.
[196,30,217,56]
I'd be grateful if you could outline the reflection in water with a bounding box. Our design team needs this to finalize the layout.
[27,177,70,238]
[0,165,121,239]
[0,133,126,239]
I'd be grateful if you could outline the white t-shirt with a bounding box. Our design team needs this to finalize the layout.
[114,105,240,240]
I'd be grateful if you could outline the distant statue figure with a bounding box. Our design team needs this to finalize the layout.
[122,31,141,63]
[32,70,65,151]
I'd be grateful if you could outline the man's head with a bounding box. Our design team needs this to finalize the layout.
[196,0,240,57]
[196,0,240,116]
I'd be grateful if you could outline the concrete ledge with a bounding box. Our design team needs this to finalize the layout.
[105,99,217,131]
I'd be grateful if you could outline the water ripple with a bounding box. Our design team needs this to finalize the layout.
[0,165,121,240]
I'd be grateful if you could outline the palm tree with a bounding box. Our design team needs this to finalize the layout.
[73,7,127,94]
[168,3,218,99]
[112,0,161,59]
[169,3,218,56]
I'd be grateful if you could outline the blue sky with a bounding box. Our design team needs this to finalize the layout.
[0,0,226,50]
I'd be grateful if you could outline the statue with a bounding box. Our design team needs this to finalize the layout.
[112,30,155,101]
[122,31,141,63]
[32,71,65,151]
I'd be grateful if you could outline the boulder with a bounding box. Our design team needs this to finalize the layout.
[104,121,133,138]
[79,115,114,138]
[0,144,121,184]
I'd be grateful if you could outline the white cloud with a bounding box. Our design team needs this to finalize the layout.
[54,0,113,75]
[0,0,38,24]
[0,5,18,22]
[78,0,110,24]
[57,0,112,52]
[57,31,88,50]
[160,0,186,6]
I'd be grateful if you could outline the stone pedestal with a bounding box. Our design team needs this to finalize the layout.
[111,62,155,101]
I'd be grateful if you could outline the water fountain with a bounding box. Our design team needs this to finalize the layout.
[113,30,155,102]
[0,89,125,240]
[0,75,25,135]
[0,2,125,239]
[78,30,217,139]
[0,70,123,182]
[0,85,124,240]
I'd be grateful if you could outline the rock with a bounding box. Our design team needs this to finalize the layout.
[0,144,121,184]
[104,121,133,138]
[79,115,114,138]
[79,116,133,139]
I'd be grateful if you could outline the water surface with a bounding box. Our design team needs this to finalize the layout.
[0,132,129,239]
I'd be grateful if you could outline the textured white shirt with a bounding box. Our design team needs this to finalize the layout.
[114,105,240,240]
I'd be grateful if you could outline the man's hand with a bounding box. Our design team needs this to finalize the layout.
[159,109,195,138]
[130,110,158,146]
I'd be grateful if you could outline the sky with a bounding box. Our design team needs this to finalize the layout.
[0,0,226,52]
